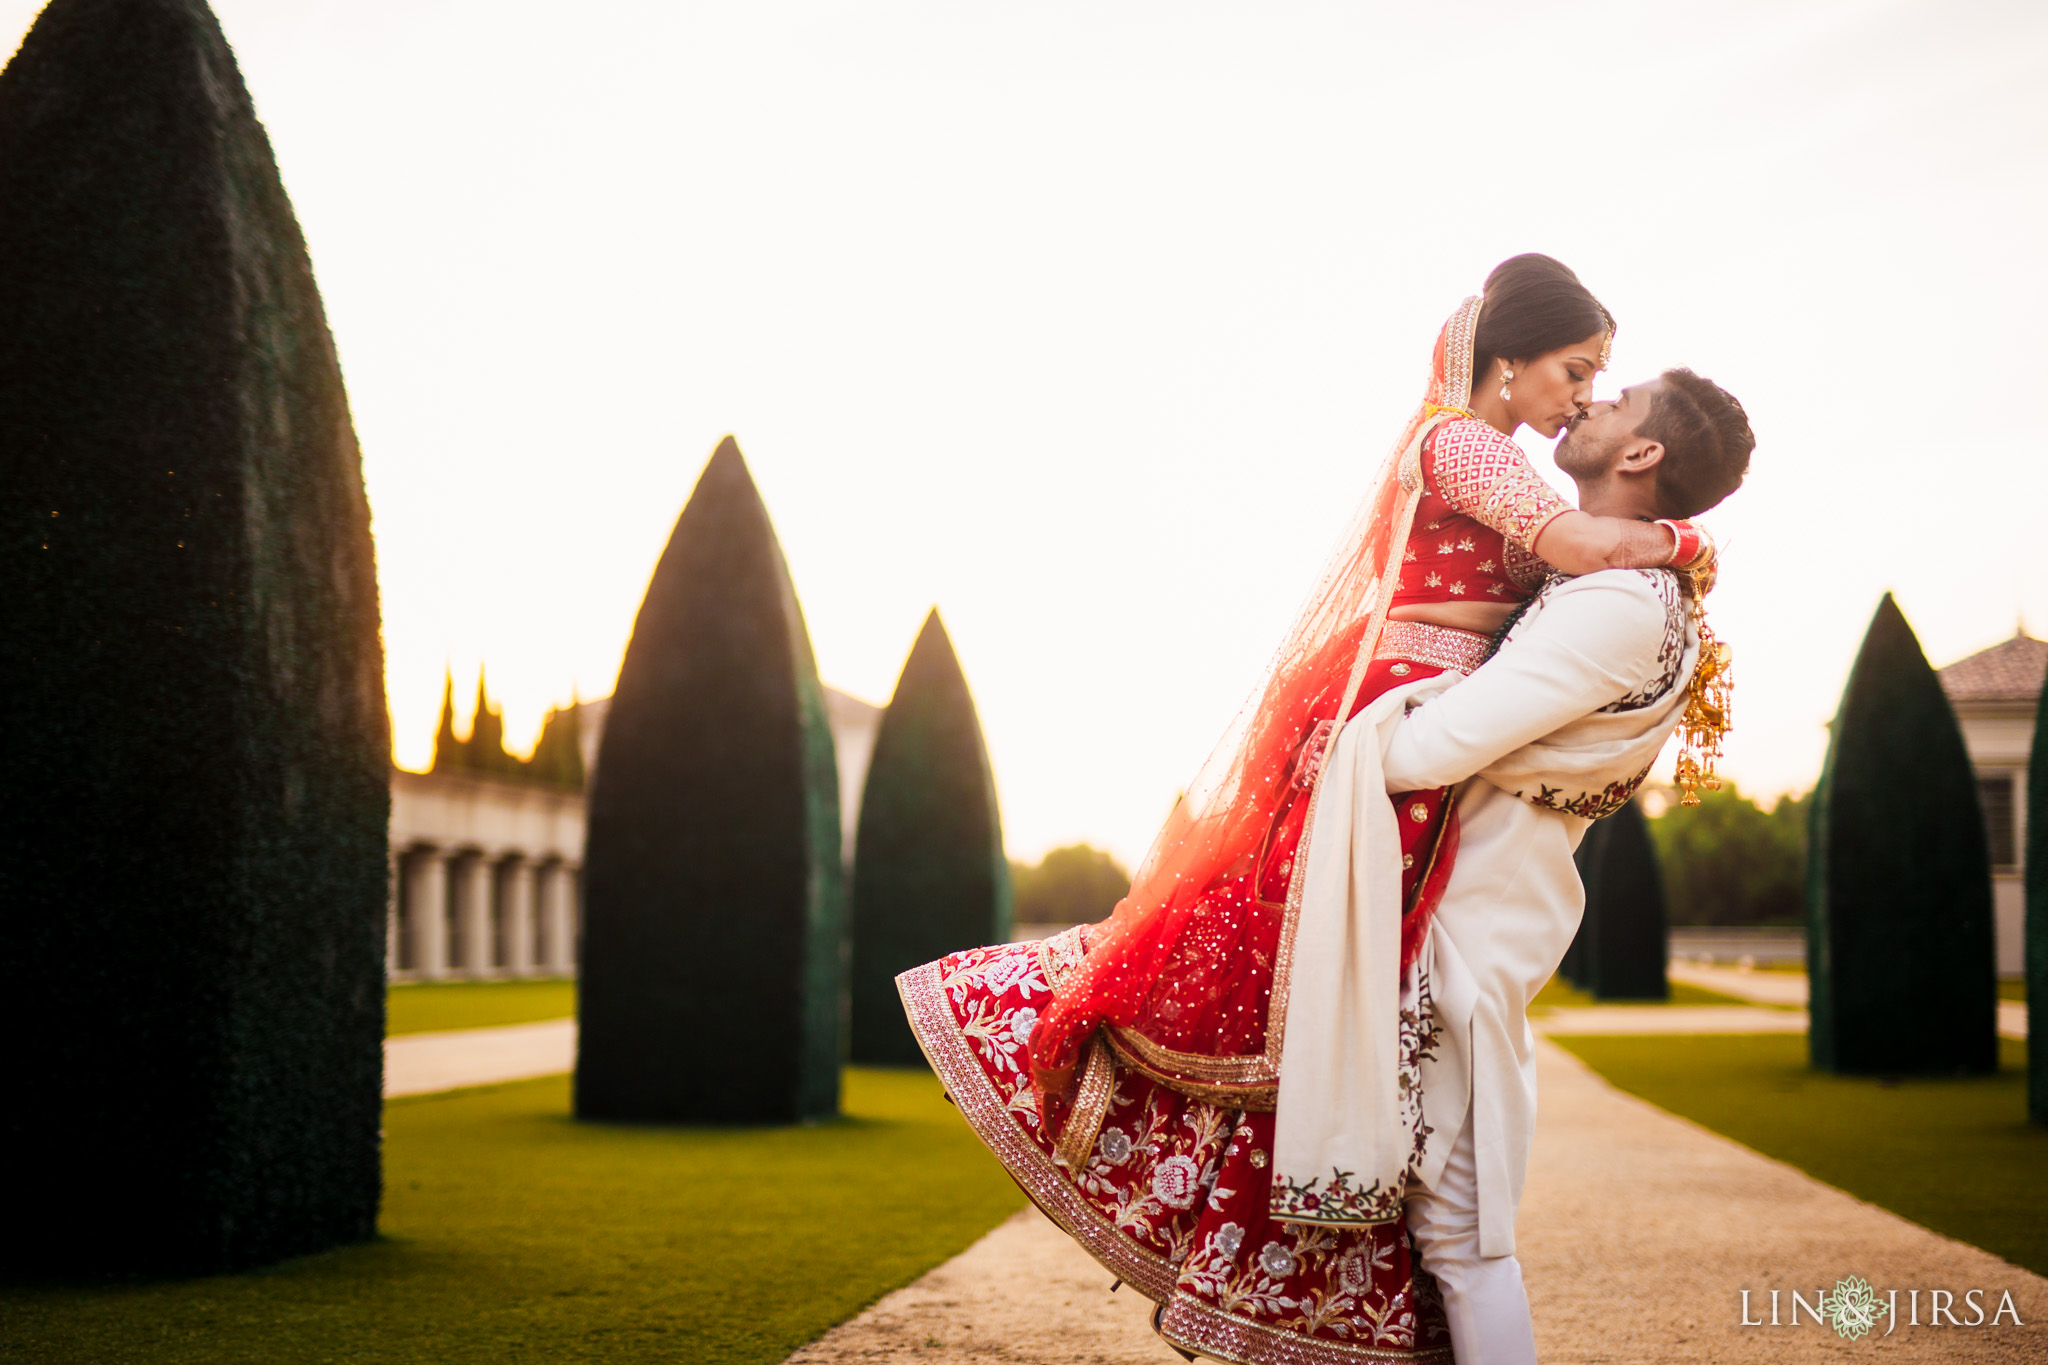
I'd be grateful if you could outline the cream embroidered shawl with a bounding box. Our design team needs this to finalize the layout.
[1271,569,1698,1227]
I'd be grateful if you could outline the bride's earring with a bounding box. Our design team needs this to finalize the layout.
[1499,367,1514,403]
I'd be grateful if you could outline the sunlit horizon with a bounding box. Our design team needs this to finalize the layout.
[6,0,2043,866]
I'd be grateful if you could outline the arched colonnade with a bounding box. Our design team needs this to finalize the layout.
[388,768,585,981]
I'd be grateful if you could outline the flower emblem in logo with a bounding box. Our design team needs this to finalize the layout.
[1151,1154,1201,1209]
[1820,1275,1889,1341]
[1215,1222,1246,1258]
[1098,1127,1133,1165]
[1257,1242,1298,1279]
[1010,1006,1038,1045]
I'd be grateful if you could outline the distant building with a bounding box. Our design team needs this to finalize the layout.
[388,684,884,981]
[1938,629,2047,978]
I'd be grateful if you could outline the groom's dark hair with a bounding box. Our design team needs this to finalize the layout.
[1645,368,1753,517]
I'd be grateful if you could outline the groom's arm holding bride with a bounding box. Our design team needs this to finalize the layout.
[1383,367,1754,795]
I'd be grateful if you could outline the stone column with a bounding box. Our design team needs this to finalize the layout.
[500,857,537,977]
[403,847,449,980]
[570,865,584,970]
[386,853,400,977]
[538,860,575,976]
[451,852,494,979]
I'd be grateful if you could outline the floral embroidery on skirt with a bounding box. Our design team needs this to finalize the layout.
[900,937,1454,1364]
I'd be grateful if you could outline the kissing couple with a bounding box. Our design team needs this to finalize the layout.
[897,253,1754,1365]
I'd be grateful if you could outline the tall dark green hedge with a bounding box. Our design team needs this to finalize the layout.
[576,438,843,1122]
[850,610,1011,1065]
[1807,595,1996,1075]
[1567,799,1670,1000]
[0,0,388,1275]
[2028,675,2048,1123]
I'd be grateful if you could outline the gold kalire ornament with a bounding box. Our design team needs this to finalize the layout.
[1674,593,1733,806]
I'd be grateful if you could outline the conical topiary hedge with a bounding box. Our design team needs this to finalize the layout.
[2028,673,2048,1124]
[1570,799,1670,1001]
[1807,595,1996,1075]
[0,0,388,1275]
[576,438,843,1122]
[851,610,1010,1065]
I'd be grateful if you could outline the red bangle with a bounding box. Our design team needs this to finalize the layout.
[1655,519,1702,568]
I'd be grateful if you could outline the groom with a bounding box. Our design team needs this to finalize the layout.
[1381,367,1754,1363]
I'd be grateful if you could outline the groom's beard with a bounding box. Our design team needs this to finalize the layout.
[1553,424,1617,480]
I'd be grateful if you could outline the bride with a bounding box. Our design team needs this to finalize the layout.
[897,254,1710,1363]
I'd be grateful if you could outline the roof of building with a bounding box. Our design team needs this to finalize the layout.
[823,685,884,727]
[1938,630,2048,705]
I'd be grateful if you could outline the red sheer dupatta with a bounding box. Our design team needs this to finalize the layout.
[1029,298,1485,1126]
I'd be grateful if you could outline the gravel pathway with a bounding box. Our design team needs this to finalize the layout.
[383,1018,576,1097]
[1517,1037,2041,1361]
[784,1038,2047,1363]
[1668,962,1812,1008]
[782,1208,1166,1365]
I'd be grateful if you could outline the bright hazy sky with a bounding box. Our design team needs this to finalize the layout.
[6,0,2044,867]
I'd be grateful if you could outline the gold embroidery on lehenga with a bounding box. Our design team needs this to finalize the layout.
[1428,419,1572,549]
[1106,1030,1279,1111]
[1037,922,1092,993]
[1503,538,1549,591]
[903,923,1457,1358]
[1055,1036,1119,1169]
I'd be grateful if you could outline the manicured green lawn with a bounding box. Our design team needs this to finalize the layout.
[0,1068,1024,1364]
[387,979,577,1035]
[1554,1032,2046,1277]
[1530,973,1752,1009]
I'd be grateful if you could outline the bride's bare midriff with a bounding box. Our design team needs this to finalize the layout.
[1388,601,1518,634]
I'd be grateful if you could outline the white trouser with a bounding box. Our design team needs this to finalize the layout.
[1403,1109,1538,1364]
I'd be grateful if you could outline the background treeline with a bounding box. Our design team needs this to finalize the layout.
[1009,843,1131,926]
[1010,799,1817,930]
[1648,783,1810,927]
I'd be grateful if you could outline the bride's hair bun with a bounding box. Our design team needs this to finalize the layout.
[1473,254,1613,376]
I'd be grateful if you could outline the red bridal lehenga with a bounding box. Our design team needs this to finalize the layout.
[898,296,1586,1364]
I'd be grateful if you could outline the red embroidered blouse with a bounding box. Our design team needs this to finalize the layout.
[1396,417,1570,607]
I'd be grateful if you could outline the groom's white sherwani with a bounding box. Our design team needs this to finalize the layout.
[1384,566,1698,1258]
[1363,566,1700,1365]
[1271,567,1699,1260]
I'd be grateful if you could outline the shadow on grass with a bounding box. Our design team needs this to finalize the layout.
[0,1068,1022,1365]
